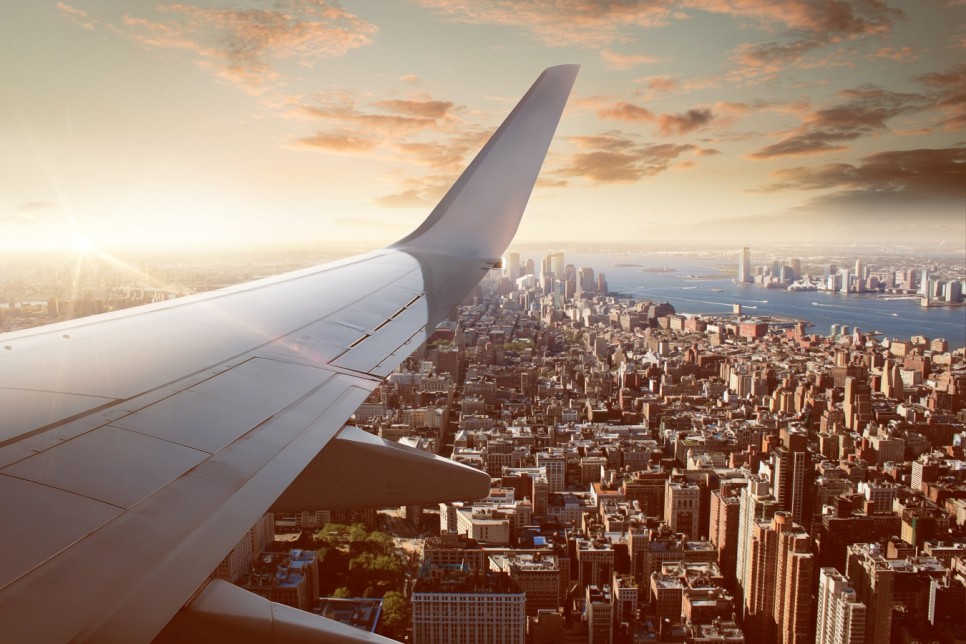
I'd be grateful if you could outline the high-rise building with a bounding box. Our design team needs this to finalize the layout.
[506,251,520,282]
[816,568,867,644]
[664,479,701,539]
[412,572,526,644]
[845,543,895,644]
[709,487,741,592]
[743,512,813,644]
[536,452,566,493]
[736,477,777,595]
[772,429,811,525]
[738,248,752,283]
[577,266,595,297]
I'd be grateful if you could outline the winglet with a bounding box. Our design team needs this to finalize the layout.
[392,65,579,261]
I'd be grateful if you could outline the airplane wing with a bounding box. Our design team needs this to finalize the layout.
[0,65,578,642]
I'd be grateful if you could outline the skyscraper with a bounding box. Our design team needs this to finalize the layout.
[743,512,813,644]
[736,477,778,596]
[772,429,811,525]
[506,251,520,282]
[738,247,752,283]
[816,568,867,644]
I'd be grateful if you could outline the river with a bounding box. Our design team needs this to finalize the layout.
[562,252,966,350]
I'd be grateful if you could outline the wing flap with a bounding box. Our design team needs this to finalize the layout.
[2,425,209,508]
[155,580,396,643]
[272,426,490,510]
[0,475,122,590]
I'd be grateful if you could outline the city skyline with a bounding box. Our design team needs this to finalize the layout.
[3,0,965,251]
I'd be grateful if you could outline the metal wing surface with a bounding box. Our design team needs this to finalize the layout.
[0,65,578,642]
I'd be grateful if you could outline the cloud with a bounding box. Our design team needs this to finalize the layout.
[375,189,437,208]
[556,135,698,183]
[292,91,468,157]
[758,148,966,216]
[596,102,655,122]
[687,0,900,34]
[295,102,442,136]
[333,217,406,229]
[372,129,492,206]
[657,108,714,135]
[872,46,918,61]
[639,75,677,93]
[599,48,663,70]
[55,2,87,18]
[413,0,676,47]
[115,1,376,92]
[1,202,60,225]
[293,131,379,152]
[16,201,58,213]
[595,102,716,136]
[56,1,96,29]
[374,99,454,119]
[748,85,927,158]
[916,63,966,130]
[691,0,903,79]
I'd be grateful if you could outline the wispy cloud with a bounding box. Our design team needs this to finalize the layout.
[55,1,95,30]
[916,62,966,130]
[686,0,904,80]
[16,201,59,213]
[595,101,718,137]
[55,2,86,18]
[599,48,664,70]
[555,134,700,183]
[759,146,966,196]
[413,0,675,47]
[111,1,376,93]
[292,132,380,152]
[748,86,926,158]
[871,46,919,62]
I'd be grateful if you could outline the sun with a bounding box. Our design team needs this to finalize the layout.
[69,235,95,253]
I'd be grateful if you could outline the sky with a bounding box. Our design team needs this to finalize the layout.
[1,0,964,251]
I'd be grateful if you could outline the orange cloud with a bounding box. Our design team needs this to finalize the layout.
[557,135,699,183]
[748,86,927,158]
[684,0,899,36]
[872,46,918,61]
[756,148,966,220]
[916,63,966,130]
[56,1,96,30]
[413,0,675,47]
[115,1,376,92]
[595,102,716,137]
[657,108,713,135]
[694,0,903,81]
[600,48,664,70]
[596,102,655,122]
[55,2,87,18]
[293,132,379,152]
[374,99,455,119]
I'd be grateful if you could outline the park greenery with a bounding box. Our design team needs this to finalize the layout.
[314,523,411,638]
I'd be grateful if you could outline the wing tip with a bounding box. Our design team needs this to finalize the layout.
[390,65,579,259]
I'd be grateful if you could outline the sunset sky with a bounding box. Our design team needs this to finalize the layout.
[2,0,964,251]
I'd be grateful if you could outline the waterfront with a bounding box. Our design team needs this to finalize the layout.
[568,252,966,349]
